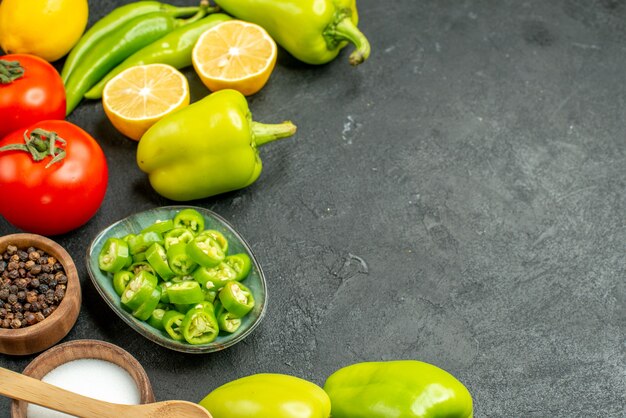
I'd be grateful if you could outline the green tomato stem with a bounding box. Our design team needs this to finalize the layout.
[0,60,24,84]
[0,129,66,168]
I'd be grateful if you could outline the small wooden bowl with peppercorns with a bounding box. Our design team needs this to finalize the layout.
[0,233,81,356]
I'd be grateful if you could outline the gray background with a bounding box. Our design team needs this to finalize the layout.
[1,0,625,416]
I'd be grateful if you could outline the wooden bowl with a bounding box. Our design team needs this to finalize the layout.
[11,339,156,417]
[0,233,81,355]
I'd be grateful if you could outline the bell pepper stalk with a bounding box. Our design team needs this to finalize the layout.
[173,208,205,235]
[166,280,205,305]
[198,229,228,253]
[112,270,134,297]
[163,227,195,249]
[193,263,237,290]
[166,242,198,275]
[132,286,162,321]
[145,243,176,280]
[323,360,474,418]
[137,89,297,201]
[199,373,331,418]
[98,237,131,273]
[219,281,255,318]
[186,235,225,268]
[120,270,158,311]
[224,254,252,281]
[162,310,186,341]
[213,0,370,66]
[140,219,175,235]
[181,306,219,344]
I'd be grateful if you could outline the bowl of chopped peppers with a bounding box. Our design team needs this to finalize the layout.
[86,206,266,354]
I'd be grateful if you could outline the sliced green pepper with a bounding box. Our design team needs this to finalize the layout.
[162,310,185,341]
[324,361,473,418]
[163,227,195,249]
[181,307,219,344]
[127,230,164,255]
[224,253,252,281]
[129,261,156,276]
[217,310,241,334]
[141,219,175,235]
[167,281,204,305]
[121,270,158,310]
[198,229,228,253]
[145,243,175,280]
[193,263,237,290]
[98,238,131,273]
[173,208,205,235]
[203,287,218,303]
[113,270,134,297]
[186,235,225,268]
[132,286,162,321]
[219,281,255,318]
[166,242,198,275]
[147,307,167,330]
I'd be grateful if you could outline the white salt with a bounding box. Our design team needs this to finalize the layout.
[27,358,141,418]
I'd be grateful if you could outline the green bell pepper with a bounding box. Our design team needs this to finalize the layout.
[219,281,254,318]
[98,238,131,273]
[214,0,370,66]
[199,373,331,418]
[136,89,297,201]
[323,360,473,418]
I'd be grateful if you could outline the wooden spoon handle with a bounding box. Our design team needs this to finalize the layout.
[0,366,125,418]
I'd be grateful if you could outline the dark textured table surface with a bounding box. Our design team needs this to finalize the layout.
[1,0,625,416]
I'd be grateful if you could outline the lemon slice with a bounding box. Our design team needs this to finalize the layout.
[192,20,277,96]
[102,64,190,141]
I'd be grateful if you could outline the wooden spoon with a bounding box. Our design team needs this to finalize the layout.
[0,367,212,418]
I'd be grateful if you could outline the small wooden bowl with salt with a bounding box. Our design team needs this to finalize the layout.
[11,339,155,418]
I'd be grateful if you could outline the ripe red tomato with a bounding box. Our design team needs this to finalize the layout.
[0,54,66,139]
[0,120,108,236]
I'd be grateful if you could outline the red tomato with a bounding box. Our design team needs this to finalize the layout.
[0,54,66,139]
[0,120,108,236]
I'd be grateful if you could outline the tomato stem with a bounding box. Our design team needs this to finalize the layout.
[0,129,67,168]
[0,60,25,84]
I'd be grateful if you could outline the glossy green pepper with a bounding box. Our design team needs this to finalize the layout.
[181,306,219,344]
[323,360,473,418]
[137,89,297,201]
[219,281,254,318]
[112,270,134,297]
[199,373,331,418]
[98,238,131,273]
[173,208,205,235]
[214,0,370,66]
[85,13,232,99]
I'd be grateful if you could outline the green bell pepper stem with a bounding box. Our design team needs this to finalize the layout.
[323,360,474,418]
[145,243,176,280]
[84,13,232,99]
[166,281,204,305]
[173,208,205,235]
[162,310,186,341]
[121,270,158,310]
[197,230,228,253]
[327,15,371,66]
[127,231,164,255]
[224,254,252,281]
[113,270,134,297]
[98,238,131,273]
[141,219,175,235]
[193,263,237,290]
[61,1,205,83]
[181,307,219,344]
[217,310,241,333]
[219,281,255,318]
[252,121,297,147]
[166,242,198,275]
[147,307,167,330]
[163,227,195,249]
[132,286,162,321]
[186,236,225,268]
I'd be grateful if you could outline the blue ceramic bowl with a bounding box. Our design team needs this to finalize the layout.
[86,206,267,353]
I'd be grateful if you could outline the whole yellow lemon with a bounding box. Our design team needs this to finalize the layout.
[0,0,88,62]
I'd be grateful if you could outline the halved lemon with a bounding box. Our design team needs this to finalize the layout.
[192,20,277,96]
[102,64,190,141]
